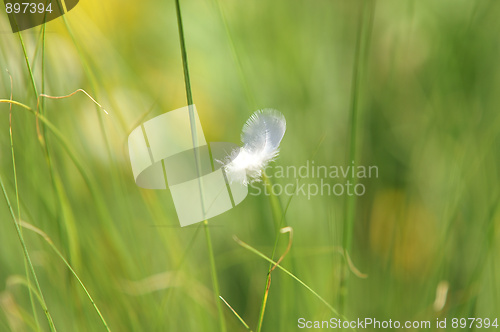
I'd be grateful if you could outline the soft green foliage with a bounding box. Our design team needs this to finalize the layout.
[1,0,499,331]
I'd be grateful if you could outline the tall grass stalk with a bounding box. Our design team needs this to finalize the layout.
[15,21,83,272]
[234,236,353,326]
[58,8,134,273]
[53,7,134,279]
[7,70,41,331]
[254,175,285,332]
[0,98,125,259]
[204,220,226,332]
[0,176,57,331]
[0,100,97,191]
[173,0,226,330]
[254,136,326,332]
[59,11,127,197]
[340,0,375,314]
[11,18,55,326]
[58,7,129,218]
[154,224,202,328]
[20,221,111,331]
[3,90,113,329]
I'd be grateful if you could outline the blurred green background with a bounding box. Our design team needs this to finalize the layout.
[1,0,499,331]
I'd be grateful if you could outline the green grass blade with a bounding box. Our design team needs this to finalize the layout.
[1,99,126,263]
[173,0,226,330]
[233,236,352,325]
[20,221,112,332]
[0,175,57,331]
[7,70,42,332]
[174,0,193,106]
[204,220,227,332]
[219,296,252,331]
[255,135,326,332]
[16,16,83,273]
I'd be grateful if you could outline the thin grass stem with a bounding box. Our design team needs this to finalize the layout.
[15,13,84,279]
[174,0,193,106]
[154,223,203,328]
[20,221,111,331]
[6,69,41,331]
[0,176,57,331]
[0,99,124,255]
[219,296,252,331]
[57,13,132,269]
[204,220,227,332]
[255,135,326,332]
[173,0,226,330]
[254,174,284,332]
[233,235,354,331]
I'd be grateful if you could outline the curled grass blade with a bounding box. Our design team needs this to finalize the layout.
[15,19,84,275]
[1,98,129,268]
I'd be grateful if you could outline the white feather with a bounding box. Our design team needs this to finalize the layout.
[224,109,286,185]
